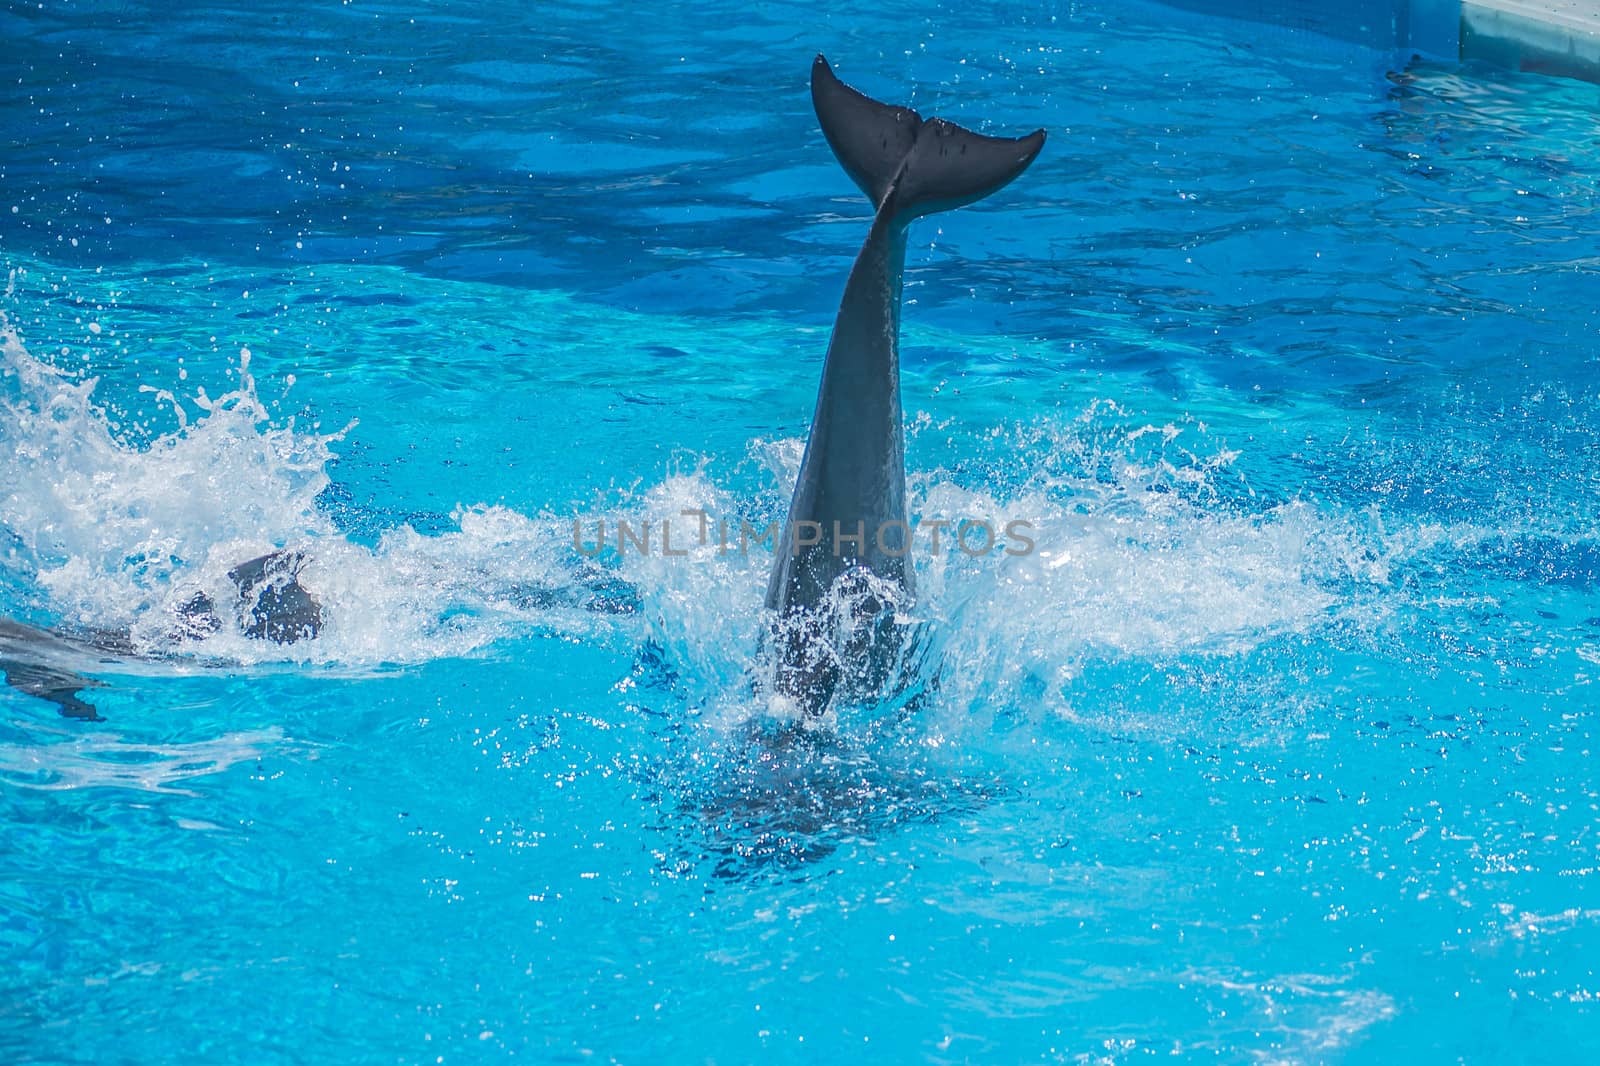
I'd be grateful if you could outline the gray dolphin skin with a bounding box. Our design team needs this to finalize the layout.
[766,55,1044,711]
[0,618,121,720]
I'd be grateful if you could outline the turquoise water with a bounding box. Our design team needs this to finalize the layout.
[4,0,1600,1060]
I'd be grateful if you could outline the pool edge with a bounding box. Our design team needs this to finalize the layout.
[1461,0,1600,84]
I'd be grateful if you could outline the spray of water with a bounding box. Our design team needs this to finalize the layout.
[0,314,632,667]
[2,309,1409,734]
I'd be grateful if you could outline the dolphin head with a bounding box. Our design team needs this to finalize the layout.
[175,550,323,645]
[229,551,323,644]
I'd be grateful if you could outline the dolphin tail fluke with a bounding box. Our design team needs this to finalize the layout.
[810,54,1045,222]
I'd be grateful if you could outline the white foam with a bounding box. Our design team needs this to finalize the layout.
[2,318,340,629]
[0,311,1407,716]
[0,315,624,668]
[584,401,1408,744]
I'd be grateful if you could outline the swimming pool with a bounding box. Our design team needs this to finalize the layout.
[3,0,1598,1059]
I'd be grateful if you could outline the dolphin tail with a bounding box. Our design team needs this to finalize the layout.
[810,54,1046,222]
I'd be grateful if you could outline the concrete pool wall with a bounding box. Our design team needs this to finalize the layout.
[1462,1,1600,82]
[1160,0,1600,83]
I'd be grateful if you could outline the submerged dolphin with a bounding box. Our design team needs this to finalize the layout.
[0,550,322,720]
[2,547,639,720]
[766,56,1044,712]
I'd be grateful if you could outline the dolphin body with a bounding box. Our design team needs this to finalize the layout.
[2,547,639,720]
[765,56,1044,713]
[0,550,322,720]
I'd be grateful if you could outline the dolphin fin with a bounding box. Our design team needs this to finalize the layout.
[811,54,1045,221]
[228,550,323,644]
[0,658,105,720]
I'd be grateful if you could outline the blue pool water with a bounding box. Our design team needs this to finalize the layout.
[3,0,1599,1060]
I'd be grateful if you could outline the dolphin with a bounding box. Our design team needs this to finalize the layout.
[0,550,323,720]
[765,55,1044,713]
[1,546,640,720]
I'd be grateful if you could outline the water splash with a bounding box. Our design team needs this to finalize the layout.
[610,416,1382,742]
[1,314,344,637]
[0,305,1534,743]
[0,315,631,668]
